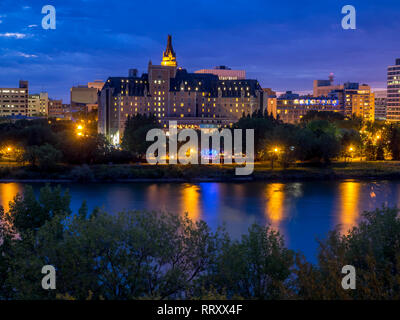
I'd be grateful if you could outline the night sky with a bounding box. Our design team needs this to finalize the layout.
[0,0,399,102]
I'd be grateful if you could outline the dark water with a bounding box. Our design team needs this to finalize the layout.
[0,180,399,262]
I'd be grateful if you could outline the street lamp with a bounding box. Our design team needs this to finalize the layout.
[76,124,84,137]
[270,146,280,169]
[347,145,355,162]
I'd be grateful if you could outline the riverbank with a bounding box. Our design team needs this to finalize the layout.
[1,161,400,182]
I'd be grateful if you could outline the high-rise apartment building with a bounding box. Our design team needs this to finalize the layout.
[0,81,29,117]
[387,58,400,121]
[351,91,375,122]
[374,90,387,121]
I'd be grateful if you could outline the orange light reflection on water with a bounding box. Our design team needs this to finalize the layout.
[182,184,200,220]
[338,181,360,234]
[0,183,23,212]
[264,183,286,238]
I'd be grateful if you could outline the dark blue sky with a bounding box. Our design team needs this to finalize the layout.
[0,0,399,102]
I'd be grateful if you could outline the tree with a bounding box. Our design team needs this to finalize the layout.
[301,111,344,123]
[234,113,279,160]
[296,120,341,163]
[386,124,400,160]
[23,143,62,170]
[295,207,400,299]
[121,114,161,159]
[0,187,224,299]
[197,224,294,299]
[7,184,71,233]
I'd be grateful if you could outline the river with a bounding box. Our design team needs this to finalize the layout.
[0,180,399,262]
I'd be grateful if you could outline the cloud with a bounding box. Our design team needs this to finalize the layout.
[28,24,38,28]
[17,52,38,58]
[0,33,27,39]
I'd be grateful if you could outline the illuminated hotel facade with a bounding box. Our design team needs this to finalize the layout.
[98,35,266,144]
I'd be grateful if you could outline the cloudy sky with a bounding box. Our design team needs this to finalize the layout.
[0,0,399,102]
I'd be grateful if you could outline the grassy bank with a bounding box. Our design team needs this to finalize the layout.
[1,161,400,182]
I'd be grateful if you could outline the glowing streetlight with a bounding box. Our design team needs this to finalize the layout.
[348,146,354,152]
[270,146,280,169]
[76,123,84,137]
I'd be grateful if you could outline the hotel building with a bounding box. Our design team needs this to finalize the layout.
[0,81,29,117]
[98,35,266,144]
[387,58,400,121]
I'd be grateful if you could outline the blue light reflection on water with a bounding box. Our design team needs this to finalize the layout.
[0,180,398,262]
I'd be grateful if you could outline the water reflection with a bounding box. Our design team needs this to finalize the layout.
[265,183,285,226]
[0,183,23,212]
[264,183,287,240]
[181,184,200,220]
[1,180,400,262]
[337,181,360,234]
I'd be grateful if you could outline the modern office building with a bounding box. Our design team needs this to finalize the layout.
[48,99,64,118]
[195,66,246,80]
[71,81,104,113]
[387,58,400,121]
[0,81,29,117]
[374,90,387,121]
[87,80,105,91]
[275,91,341,123]
[98,35,266,144]
[312,73,336,96]
[28,92,48,116]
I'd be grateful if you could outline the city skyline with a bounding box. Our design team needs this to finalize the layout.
[0,0,399,102]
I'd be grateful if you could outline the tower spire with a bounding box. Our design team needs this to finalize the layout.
[161,35,177,67]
